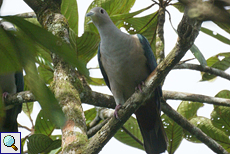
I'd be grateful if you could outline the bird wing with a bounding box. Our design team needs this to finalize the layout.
[137,34,162,108]
[98,42,111,90]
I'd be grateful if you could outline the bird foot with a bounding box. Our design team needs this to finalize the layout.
[114,104,122,121]
[135,81,145,92]
[2,92,9,99]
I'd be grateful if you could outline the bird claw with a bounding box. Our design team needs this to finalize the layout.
[2,92,9,99]
[114,104,122,121]
[135,81,145,93]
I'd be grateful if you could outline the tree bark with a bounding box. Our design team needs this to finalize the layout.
[23,0,88,153]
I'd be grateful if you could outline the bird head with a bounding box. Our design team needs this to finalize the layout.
[86,7,112,28]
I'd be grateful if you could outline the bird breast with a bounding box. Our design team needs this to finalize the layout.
[100,35,149,101]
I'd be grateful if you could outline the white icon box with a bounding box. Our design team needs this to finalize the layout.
[1,132,21,154]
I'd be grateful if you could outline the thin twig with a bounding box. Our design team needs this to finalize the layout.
[25,102,34,128]
[174,63,230,81]
[18,124,32,132]
[121,126,144,146]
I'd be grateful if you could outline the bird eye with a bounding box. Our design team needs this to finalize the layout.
[100,9,104,14]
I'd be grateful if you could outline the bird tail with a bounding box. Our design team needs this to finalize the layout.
[2,104,22,132]
[135,97,168,154]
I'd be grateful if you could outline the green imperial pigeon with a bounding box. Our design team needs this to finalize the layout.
[87,7,168,154]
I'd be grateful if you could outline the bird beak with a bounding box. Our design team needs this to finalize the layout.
[86,11,94,17]
[86,12,94,24]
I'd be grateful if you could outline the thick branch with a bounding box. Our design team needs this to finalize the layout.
[174,63,230,81]
[5,89,230,108]
[4,91,35,105]
[156,1,166,64]
[81,91,116,109]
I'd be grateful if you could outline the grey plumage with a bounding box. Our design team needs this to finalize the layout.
[87,7,168,154]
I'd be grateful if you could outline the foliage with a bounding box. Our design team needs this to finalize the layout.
[0,0,229,153]
[201,52,230,81]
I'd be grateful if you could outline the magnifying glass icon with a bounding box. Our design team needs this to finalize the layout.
[3,135,18,151]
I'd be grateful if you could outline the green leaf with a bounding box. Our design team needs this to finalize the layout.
[172,2,185,13]
[43,140,62,153]
[0,27,22,74]
[201,27,230,45]
[50,135,62,141]
[211,106,230,136]
[110,5,155,28]
[215,90,230,99]
[186,117,230,151]
[22,102,34,118]
[201,52,230,81]
[178,101,203,144]
[190,44,207,67]
[61,0,78,35]
[3,25,66,128]
[35,48,53,67]
[69,28,77,52]
[49,147,62,154]
[162,114,183,154]
[84,108,97,126]
[1,15,89,77]
[21,50,65,129]
[77,31,100,63]
[211,90,230,136]
[24,18,41,27]
[34,110,56,136]
[215,22,230,34]
[177,101,204,120]
[114,116,144,150]
[38,65,54,84]
[21,138,26,153]
[87,77,106,86]
[27,134,61,154]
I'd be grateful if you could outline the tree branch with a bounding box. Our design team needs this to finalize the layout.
[16,12,36,18]
[5,89,230,108]
[156,1,166,64]
[4,91,35,105]
[87,118,110,138]
[81,91,116,109]
[163,90,230,107]
[174,63,230,81]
